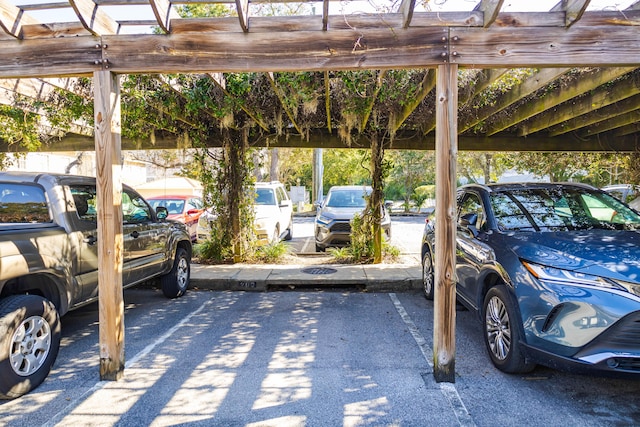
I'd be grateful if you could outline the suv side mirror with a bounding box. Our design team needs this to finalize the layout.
[459,212,479,237]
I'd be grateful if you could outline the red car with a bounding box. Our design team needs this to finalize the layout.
[147,195,205,242]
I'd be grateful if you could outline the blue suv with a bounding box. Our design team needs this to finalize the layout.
[421,182,640,376]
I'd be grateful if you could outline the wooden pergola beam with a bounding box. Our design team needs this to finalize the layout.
[0,79,93,135]
[522,72,640,136]
[579,108,640,138]
[551,0,590,28]
[322,0,328,31]
[69,0,119,35]
[548,92,640,136]
[398,0,416,28]
[392,69,435,133]
[0,78,57,100]
[424,68,507,135]
[1,19,640,78]
[488,67,635,136]
[5,129,639,153]
[235,0,249,32]
[474,0,504,28]
[459,68,570,134]
[149,0,180,33]
[0,0,39,38]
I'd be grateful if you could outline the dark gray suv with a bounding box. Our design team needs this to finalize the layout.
[314,185,391,252]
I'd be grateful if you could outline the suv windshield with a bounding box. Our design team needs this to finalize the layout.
[326,189,369,208]
[491,187,640,232]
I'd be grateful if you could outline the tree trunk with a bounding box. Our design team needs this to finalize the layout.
[484,153,492,184]
[225,128,248,262]
[270,148,279,181]
[370,132,384,264]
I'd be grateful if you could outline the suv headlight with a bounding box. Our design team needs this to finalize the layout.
[522,260,639,296]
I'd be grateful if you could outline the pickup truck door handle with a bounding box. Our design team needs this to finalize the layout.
[84,235,97,245]
[130,231,140,238]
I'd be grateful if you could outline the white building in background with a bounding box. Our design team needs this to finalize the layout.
[3,151,185,187]
[6,152,94,176]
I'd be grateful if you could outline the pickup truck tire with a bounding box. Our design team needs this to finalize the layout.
[161,247,190,299]
[284,218,293,241]
[0,294,61,399]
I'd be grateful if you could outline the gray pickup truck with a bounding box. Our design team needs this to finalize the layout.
[0,172,193,399]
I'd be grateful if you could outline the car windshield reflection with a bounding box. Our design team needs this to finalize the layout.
[492,187,640,232]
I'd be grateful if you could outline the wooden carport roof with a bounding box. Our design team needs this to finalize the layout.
[2,0,639,383]
[0,0,640,152]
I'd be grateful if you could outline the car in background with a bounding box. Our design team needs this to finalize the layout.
[314,185,391,252]
[197,182,294,245]
[421,182,640,377]
[254,181,293,244]
[196,207,217,242]
[602,184,640,211]
[147,195,204,242]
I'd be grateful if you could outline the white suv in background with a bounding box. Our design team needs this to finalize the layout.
[602,184,640,211]
[254,182,293,244]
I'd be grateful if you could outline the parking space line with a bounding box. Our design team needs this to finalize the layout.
[42,296,215,427]
[300,236,313,253]
[388,293,476,427]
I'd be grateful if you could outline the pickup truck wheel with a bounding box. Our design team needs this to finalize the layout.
[0,294,61,399]
[161,247,190,299]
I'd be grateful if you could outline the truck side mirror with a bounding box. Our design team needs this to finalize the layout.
[156,206,168,220]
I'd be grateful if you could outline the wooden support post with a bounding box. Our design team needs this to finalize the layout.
[433,63,458,383]
[93,70,125,381]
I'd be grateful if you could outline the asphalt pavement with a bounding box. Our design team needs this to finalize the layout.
[2,285,639,427]
[1,216,639,426]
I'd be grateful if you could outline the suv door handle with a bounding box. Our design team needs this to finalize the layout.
[84,235,97,245]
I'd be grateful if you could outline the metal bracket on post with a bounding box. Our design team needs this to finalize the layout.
[438,29,460,64]
[450,31,459,64]
[93,42,110,70]
[439,28,449,63]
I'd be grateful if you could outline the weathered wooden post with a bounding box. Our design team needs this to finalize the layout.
[433,62,458,383]
[94,70,125,380]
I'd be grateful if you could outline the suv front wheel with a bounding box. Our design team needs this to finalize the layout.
[482,285,535,374]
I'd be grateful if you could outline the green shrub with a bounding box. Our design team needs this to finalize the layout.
[253,241,290,263]
[327,246,353,263]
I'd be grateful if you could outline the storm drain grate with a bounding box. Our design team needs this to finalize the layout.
[301,267,337,275]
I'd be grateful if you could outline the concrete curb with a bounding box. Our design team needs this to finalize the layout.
[190,263,422,292]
